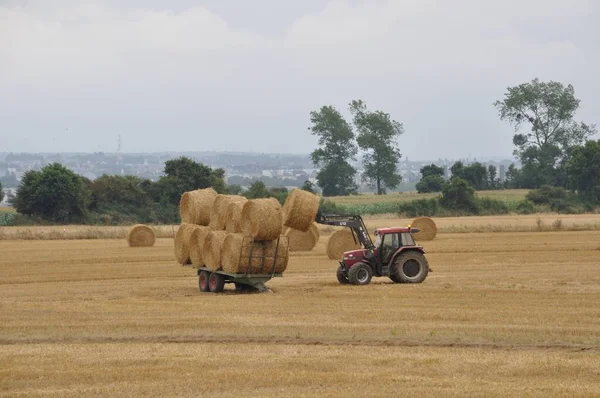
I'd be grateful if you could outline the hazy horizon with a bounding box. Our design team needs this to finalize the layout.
[2,1,599,159]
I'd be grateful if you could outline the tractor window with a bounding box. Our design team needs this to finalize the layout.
[381,233,399,263]
[401,233,415,246]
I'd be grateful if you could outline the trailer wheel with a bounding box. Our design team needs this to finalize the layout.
[199,271,210,292]
[347,262,372,285]
[208,272,225,293]
[392,252,429,284]
[336,265,349,284]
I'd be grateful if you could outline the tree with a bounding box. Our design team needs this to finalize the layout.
[450,161,488,190]
[440,178,478,213]
[227,184,243,195]
[416,164,445,193]
[309,105,358,196]
[0,181,4,203]
[494,78,597,188]
[566,140,600,203]
[244,181,271,199]
[13,163,89,223]
[350,100,404,194]
[301,180,316,194]
[488,165,498,189]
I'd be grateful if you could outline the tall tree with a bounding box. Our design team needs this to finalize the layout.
[13,163,89,223]
[309,105,358,196]
[350,100,404,195]
[494,78,597,187]
[0,181,4,203]
[416,164,445,193]
[566,140,600,203]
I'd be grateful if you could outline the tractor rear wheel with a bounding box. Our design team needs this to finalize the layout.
[347,262,372,286]
[199,271,210,292]
[208,272,225,293]
[392,252,429,284]
[336,265,349,284]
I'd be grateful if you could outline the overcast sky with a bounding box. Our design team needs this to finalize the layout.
[1,0,599,160]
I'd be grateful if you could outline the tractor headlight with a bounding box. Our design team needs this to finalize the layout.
[343,254,355,260]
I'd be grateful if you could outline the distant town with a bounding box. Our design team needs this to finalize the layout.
[0,151,516,206]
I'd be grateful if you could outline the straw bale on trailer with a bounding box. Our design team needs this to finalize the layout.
[221,233,289,274]
[203,230,229,271]
[284,222,320,252]
[326,229,362,260]
[174,223,202,264]
[411,217,438,241]
[240,198,283,241]
[210,194,247,230]
[225,199,248,233]
[179,188,217,225]
[189,226,213,266]
[126,224,156,247]
[282,188,320,232]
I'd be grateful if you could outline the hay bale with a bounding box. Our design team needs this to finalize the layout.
[326,229,361,260]
[225,199,248,233]
[282,188,320,232]
[189,226,213,266]
[203,230,229,271]
[411,217,438,241]
[284,222,320,252]
[240,198,283,241]
[221,233,289,274]
[179,188,217,225]
[210,194,247,230]
[127,224,156,247]
[174,223,201,265]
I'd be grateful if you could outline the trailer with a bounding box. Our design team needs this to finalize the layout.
[191,236,288,293]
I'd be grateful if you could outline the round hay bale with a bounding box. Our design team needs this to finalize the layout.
[188,226,213,266]
[225,199,248,233]
[221,233,289,274]
[411,217,438,241]
[326,229,361,260]
[203,230,229,271]
[179,188,217,225]
[282,188,320,232]
[127,224,156,247]
[209,194,247,230]
[241,198,283,241]
[284,222,320,252]
[174,223,201,265]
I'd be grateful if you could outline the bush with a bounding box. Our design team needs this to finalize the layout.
[516,200,535,215]
[476,198,509,215]
[440,178,478,214]
[398,198,440,217]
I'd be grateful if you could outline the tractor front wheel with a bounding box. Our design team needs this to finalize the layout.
[336,265,349,284]
[392,252,429,284]
[347,263,372,286]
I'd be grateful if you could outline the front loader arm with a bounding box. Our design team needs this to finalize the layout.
[315,213,375,252]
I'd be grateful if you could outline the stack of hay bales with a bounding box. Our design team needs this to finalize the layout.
[281,188,321,252]
[411,217,438,241]
[174,187,321,275]
[127,224,156,247]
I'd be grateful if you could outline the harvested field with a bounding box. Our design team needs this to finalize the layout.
[1,218,600,396]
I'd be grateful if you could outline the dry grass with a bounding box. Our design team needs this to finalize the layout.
[0,224,178,240]
[330,189,529,205]
[0,206,15,213]
[1,225,599,396]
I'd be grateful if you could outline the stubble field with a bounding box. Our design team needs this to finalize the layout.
[1,215,600,397]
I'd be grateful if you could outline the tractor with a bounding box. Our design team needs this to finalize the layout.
[316,214,431,285]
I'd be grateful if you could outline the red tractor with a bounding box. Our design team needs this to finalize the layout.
[316,214,431,286]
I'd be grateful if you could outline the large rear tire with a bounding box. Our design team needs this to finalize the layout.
[199,271,210,292]
[347,262,372,286]
[392,252,429,284]
[208,272,225,293]
[336,266,349,284]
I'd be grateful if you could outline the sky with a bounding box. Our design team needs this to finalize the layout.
[1,0,599,160]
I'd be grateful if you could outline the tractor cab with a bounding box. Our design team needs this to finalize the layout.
[373,227,421,265]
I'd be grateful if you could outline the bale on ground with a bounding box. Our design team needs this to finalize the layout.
[210,194,247,230]
[203,230,229,271]
[127,224,156,247]
[282,188,320,232]
[179,188,217,225]
[411,217,438,241]
[326,229,362,260]
[240,198,283,241]
[189,226,213,267]
[221,233,289,274]
[225,199,248,233]
[284,223,320,252]
[174,223,202,265]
